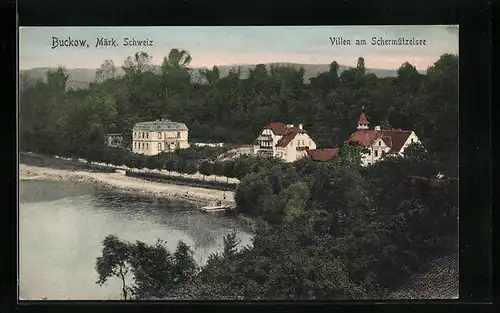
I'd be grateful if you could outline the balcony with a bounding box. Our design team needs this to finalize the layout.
[256,145,273,150]
[256,135,273,143]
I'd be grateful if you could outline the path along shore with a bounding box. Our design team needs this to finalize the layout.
[19,164,235,206]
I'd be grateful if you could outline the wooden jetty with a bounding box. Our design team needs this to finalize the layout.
[199,204,236,217]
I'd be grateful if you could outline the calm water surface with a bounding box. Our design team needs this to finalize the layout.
[19,180,253,300]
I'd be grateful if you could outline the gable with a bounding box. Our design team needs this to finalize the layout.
[379,130,411,153]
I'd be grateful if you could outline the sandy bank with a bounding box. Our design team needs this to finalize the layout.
[20,164,234,205]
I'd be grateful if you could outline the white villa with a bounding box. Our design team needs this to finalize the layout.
[348,111,423,166]
[253,122,317,163]
[132,118,189,156]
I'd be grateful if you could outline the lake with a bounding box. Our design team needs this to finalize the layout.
[19,179,253,300]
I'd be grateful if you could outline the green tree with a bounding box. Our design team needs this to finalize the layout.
[95,59,117,83]
[160,48,192,97]
[171,240,197,285]
[198,160,214,180]
[95,235,133,300]
[404,142,428,162]
[222,160,235,183]
[200,65,221,86]
[222,232,240,259]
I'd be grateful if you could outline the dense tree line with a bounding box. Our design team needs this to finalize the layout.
[97,142,458,300]
[20,51,458,175]
[44,143,279,183]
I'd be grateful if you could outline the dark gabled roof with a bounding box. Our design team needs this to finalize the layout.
[378,130,412,153]
[263,122,288,136]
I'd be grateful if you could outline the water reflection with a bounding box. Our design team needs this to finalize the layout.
[19,180,253,300]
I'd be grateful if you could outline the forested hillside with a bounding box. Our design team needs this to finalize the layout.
[20,49,459,300]
[19,50,457,172]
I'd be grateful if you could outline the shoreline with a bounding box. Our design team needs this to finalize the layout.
[20,164,235,206]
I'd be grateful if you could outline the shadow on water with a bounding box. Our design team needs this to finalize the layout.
[91,188,253,250]
[20,180,96,203]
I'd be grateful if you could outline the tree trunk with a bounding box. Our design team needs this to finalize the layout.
[119,267,128,300]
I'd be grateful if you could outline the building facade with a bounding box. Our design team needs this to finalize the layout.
[132,118,189,155]
[253,122,317,163]
[348,111,423,166]
[104,133,123,148]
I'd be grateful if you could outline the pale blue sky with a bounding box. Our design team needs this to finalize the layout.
[19,26,458,70]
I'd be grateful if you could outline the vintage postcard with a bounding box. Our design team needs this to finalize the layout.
[18,26,459,300]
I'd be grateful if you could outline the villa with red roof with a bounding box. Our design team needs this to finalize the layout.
[348,110,423,166]
[253,122,317,162]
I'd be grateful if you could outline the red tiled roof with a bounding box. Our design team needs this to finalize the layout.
[358,112,369,124]
[348,130,379,146]
[264,122,288,135]
[306,148,339,161]
[348,129,412,154]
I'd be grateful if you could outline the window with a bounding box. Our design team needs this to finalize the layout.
[411,138,414,143]
[158,132,162,139]
[177,132,181,138]
[379,141,381,146]
[368,150,371,156]
[175,142,180,149]
[146,132,149,139]
[375,150,378,157]
[146,143,149,149]
[142,132,144,138]
[158,143,162,151]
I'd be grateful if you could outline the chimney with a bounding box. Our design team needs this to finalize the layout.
[374,125,381,131]
[298,124,303,130]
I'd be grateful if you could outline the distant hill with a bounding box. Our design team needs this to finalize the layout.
[20,63,415,90]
